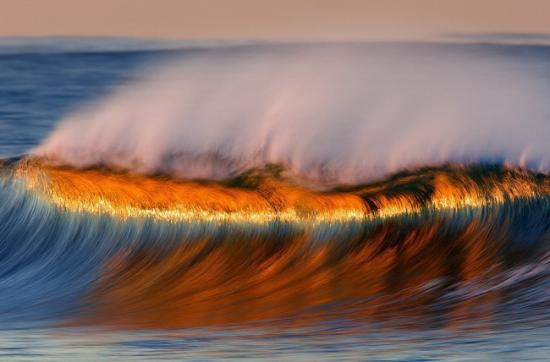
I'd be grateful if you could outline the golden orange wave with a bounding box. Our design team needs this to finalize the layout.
[11,159,549,329]
[14,159,547,225]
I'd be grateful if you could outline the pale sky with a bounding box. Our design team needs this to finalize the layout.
[0,0,549,41]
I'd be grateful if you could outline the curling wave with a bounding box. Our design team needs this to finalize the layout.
[0,159,547,329]
[2,42,549,331]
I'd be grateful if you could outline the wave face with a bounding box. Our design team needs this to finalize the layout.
[33,43,550,184]
[0,160,547,329]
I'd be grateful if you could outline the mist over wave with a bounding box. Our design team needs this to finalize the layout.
[34,43,550,184]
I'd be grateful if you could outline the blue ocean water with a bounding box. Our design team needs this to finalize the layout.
[0,45,164,157]
[0,39,549,361]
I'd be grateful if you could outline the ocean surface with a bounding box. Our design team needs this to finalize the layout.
[0,39,549,361]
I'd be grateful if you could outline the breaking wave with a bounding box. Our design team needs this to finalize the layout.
[1,43,549,331]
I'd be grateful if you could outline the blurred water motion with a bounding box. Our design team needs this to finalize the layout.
[0,39,549,360]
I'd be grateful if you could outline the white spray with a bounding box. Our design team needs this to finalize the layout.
[34,43,550,184]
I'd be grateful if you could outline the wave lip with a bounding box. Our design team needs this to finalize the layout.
[16,159,548,225]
